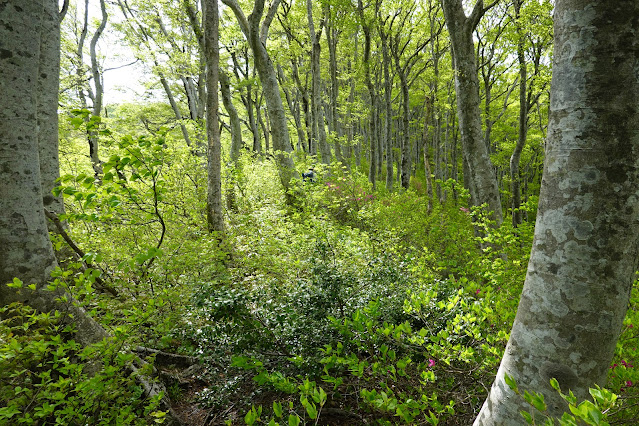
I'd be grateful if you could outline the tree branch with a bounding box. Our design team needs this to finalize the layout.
[220,0,250,37]
[44,209,119,297]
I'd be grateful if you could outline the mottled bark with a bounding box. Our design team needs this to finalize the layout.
[441,0,502,225]
[307,0,330,164]
[220,67,242,213]
[0,0,108,346]
[38,0,65,221]
[476,0,639,422]
[222,0,296,192]
[204,0,223,233]
[510,0,527,228]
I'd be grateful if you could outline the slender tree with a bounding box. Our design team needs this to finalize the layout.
[307,0,331,163]
[221,0,297,196]
[441,0,503,224]
[204,0,224,233]
[475,0,639,422]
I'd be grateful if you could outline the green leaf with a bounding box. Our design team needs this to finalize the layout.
[504,374,518,392]
[273,401,283,418]
[288,414,300,426]
[7,278,23,288]
[520,411,534,424]
[70,116,84,128]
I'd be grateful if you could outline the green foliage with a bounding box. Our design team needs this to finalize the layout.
[505,375,618,426]
[0,302,165,425]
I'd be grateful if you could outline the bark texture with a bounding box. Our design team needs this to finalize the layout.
[0,0,108,346]
[38,0,65,219]
[204,0,224,233]
[441,0,502,224]
[510,0,527,227]
[221,0,296,193]
[475,0,639,423]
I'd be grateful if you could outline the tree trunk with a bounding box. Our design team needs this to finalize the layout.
[510,0,528,228]
[88,0,107,177]
[359,0,377,189]
[0,0,106,345]
[326,19,341,163]
[38,0,65,222]
[204,0,223,234]
[475,0,639,422]
[441,0,502,225]
[398,72,411,190]
[277,64,305,152]
[307,0,330,164]
[222,0,296,193]
[380,29,394,191]
[220,66,242,213]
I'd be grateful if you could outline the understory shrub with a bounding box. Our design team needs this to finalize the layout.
[0,301,165,425]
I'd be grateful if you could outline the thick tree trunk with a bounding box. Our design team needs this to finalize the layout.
[38,0,65,221]
[475,0,639,423]
[0,0,107,346]
[204,0,223,233]
[441,0,502,225]
[1,6,183,421]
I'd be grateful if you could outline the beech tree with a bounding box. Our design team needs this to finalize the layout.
[1,0,108,346]
[221,0,297,195]
[475,0,639,422]
[38,0,67,222]
[204,0,224,233]
[441,0,503,224]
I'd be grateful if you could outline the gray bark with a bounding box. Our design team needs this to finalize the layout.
[277,64,306,152]
[510,0,527,227]
[307,0,330,164]
[441,0,502,225]
[380,27,393,191]
[220,68,243,163]
[204,0,223,233]
[222,0,296,192]
[220,67,242,213]
[326,16,341,163]
[1,0,107,346]
[358,0,377,189]
[38,0,65,221]
[88,0,107,177]
[476,0,639,422]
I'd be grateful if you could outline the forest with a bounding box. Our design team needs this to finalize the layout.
[1,0,639,425]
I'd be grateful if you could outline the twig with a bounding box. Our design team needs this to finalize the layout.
[44,209,119,297]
